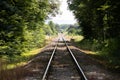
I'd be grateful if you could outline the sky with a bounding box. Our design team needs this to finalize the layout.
[47,0,77,24]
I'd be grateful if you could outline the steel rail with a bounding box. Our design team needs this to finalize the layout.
[62,37,88,80]
[41,39,59,80]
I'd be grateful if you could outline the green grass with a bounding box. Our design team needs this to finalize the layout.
[70,35,120,72]
[0,35,55,80]
[0,48,42,70]
[0,35,56,70]
[73,35,84,42]
[66,34,84,42]
[87,53,120,72]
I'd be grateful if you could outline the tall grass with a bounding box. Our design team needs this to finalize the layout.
[0,48,42,80]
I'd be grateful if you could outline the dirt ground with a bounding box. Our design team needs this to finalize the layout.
[1,36,119,80]
[21,37,120,80]
[69,45,120,80]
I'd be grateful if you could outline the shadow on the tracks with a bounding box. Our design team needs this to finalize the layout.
[54,40,70,43]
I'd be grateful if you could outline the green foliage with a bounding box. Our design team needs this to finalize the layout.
[67,25,82,35]
[0,0,60,56]
[101,38,120,57]
[67,0,120,40]
[22,27,45,52]
[48,21,58,34]
[59,24,70,30]
[0,48,41,70]
[43,24,53,35]
[77,39,103,51]
[76,38,120,71]
[55,24,61,33]
[67,0,120,63]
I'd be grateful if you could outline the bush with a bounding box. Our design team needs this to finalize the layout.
[78,38,120,71]
[78,39,104,51]
[102,38,120,57]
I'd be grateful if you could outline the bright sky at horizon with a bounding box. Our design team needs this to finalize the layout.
[47,0,77,24]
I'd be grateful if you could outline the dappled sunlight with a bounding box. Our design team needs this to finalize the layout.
[68,47,120,80]
[86,71,106,80]
[22,48,42,57]
[65,35,84,42]
[68,45,96,55]
[79,49,97,55]
[0,48,43,71]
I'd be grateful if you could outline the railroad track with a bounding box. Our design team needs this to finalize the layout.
[42,37,88,80]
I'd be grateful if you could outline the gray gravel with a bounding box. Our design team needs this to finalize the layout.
[21,38,120,80]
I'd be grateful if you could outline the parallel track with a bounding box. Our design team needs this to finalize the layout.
[42,37,88,80]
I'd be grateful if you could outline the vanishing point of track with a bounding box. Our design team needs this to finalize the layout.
[42,36,88,80]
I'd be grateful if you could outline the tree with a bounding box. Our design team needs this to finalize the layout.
[0,0,60,56]
[48,21,57,34]
[67,0,120,57]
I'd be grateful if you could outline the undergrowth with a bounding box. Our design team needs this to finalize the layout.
[0,35,55,80]
[0,48,42,70]
[73,37,120,72]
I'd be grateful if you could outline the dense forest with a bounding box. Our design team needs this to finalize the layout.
[0,0,60,57]
[67,0,120,70]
